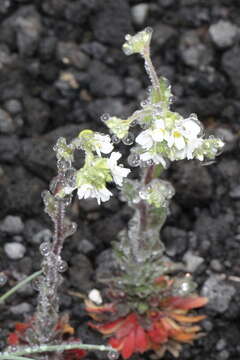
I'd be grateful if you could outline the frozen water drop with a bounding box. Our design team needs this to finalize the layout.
[123,46,132,56]
[49,177,59,194]
[125,34,131,41]
[146,159,154,166]
[141,99,149,107]
[139,188,148,200]
[57,159,71,172]
[63,194,73,207]
[101,113,110,123]
[130,119,137,127]
[7,345,17,353]
[122,132,134,145]
[39,241,51,257]
[111,134,120,144]
[127,153,140,167]
[107,350,119,360]
[145,26,153,35]
[65,168,77,188]
[65,221,77,237]
[57,260,68,273]
[0,272,7,287]
[32,275,44,291]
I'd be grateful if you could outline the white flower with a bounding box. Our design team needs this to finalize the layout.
[166,130,186,150]
[140,151,166,167]
[167,117,202,151]
[183,117,202,137]
[77,183,112,204]
[88,289,102,305]
[185,137,203,159]
[136,119,166,149]
[107,152,130,186]
[93,133,113,156]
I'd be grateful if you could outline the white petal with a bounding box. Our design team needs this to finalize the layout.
[184,119,201,137]
[94,134,113,154]
[109,151,122,165]
[97,187,112,202]
[136,130,153,149]
[112,166,131,186]
[152,128,164,142]
[77,184,90,199]
[155,119,165,128]
[174,135,185,150]
[140,152,166,167]
[167,134,175,148]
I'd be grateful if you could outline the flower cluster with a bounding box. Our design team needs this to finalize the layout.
[54,130,130,204]
[7,316,86,360]
[104,28,224,168]
[86,277,208,359]
[135,112,224,166]
[122,27,153,56]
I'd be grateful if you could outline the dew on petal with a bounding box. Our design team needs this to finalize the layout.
[122,132,134,145]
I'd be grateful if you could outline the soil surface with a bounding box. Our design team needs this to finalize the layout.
[0,1,240,359]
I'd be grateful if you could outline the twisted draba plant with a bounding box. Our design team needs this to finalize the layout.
[85,28,224,359]
[4,131,127,356]
[3,27,223,360]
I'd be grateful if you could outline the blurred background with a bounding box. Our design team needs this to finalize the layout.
[0,0,240,359]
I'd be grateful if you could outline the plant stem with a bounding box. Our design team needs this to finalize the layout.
[52,200,66,256]
[1,343,116,358]
[0,271,43,305]
[0,356,34,360]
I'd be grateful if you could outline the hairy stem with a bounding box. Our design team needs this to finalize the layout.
[52,200,66,256]
[1,343,116,358]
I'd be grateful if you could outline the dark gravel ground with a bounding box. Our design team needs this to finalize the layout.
[0,0,240,359]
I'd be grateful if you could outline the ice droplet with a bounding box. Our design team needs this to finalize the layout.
[32,275,44,291]
[100,113,110,123]
[130,119,137,127]
[146,159,154,166]
[64,222,77,237]
[145,26,153,35]
[7,345,17,352]
[65,168,77,188]
[0,272,7,287]
[139,188,148,200]
[39,241,51,256]
[57,260,68,273]
[127,153,140,167]
[57,159,71,172]
[122,132,134,145]
[107,351,119,360]
[111,134,121,144]
[49,177,59,194]
[63,194,73,207]
[141,99,149,107]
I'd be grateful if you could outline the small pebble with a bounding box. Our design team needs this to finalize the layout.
[4,242,26,259]
[230,186,240,199]
[0,108,15,134]
[131,3,149,25]
[78,239,95,254]
[33,229,52,244]
[216,339,227,351]
[183,251,204,272]
[209,20,238,48]
[219,350,230,360]
[10,302,31,315]
[210,259,223,272]
[0,215,24,234]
